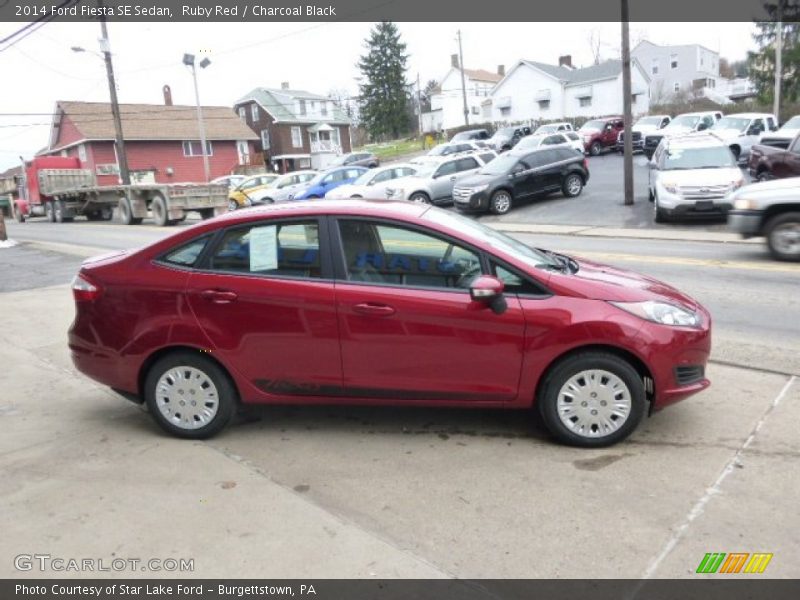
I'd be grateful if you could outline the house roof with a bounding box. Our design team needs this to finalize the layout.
[523,59,627,85]
[632,40,719,57]
[50,101,257,149]
[462,68,503,83]
[0,165,22,179]
[235,87,351,124]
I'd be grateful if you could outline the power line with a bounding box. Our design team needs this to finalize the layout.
[0,0,78,52]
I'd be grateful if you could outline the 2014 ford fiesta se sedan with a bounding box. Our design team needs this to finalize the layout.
[68,200,711,447]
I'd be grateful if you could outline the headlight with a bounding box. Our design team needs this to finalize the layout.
[731,178,745,190]
[610,300,702,328]
[734,198,758,210]
[661,182,679,194]
[470,184,489,193]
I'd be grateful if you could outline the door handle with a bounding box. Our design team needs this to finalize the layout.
[199,289,238,304]
[353,302,396,317]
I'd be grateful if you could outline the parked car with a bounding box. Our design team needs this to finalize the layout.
[211,174,247,190]
[450,128,491,141]
[710,113,778,161]
[386,151,497,205]
[615,115,671,153]
[453,146,589,215]
[579,117,624,156]
[534,122,574,134]
[515,132,584,154]
[644,112,722,159]
[487,126,532,151]
[250,170,318,204]
[227,174,280,210]
[728,176,800,261]
[291,167,368,200]
[328,152,380,169]
[68,200,712,446]
[648,133,744,222]
[325,164,418,199]
[421,141,486,160]
[758,115,800,149]
[748,132,800,182]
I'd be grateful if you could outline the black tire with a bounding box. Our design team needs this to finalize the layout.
[307,195,320,199]
[489,190,513,215]
[537,351,646,447]
[562,173,584,198]
[118,198,143,225]
[45,201,55,223]
[100,206,113,221]
[764,212,800,262]
[654,195,667,223]
[368,162,378,168]
[409,192,431,204]
[756,170,771,183]
[54,199,66,223]
[730,145,741,161]
[589,142,601,156]
[85,211,101,221]
[648,187,655,202]
[151,194,169,227]
[144,351,236,439]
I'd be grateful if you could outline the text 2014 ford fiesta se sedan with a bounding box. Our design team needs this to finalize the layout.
[68,200,711,447]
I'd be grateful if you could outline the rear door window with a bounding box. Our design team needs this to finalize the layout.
[454,157,479,172]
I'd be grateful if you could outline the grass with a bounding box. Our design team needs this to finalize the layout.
[354,137,430,160]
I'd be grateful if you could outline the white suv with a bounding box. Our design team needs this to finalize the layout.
[643,111,722,159]
[710,112,778,161]
[386,150,497,205]
[648,133,744,223]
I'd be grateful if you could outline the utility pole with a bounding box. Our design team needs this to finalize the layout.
[457,29,469,127]
[774,1,783,120]
[185,56,211,182]
[621,0,634,206]
[416,72,423,143]
[99,2,130,185]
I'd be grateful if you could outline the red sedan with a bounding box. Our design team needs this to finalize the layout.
[68,200,711,447]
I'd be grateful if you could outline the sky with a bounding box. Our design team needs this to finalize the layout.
[0,20,758,171]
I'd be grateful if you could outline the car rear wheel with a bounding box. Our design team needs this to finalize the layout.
[118,198,143,225]
[151,194,169,227]
[489,190,513,215]
[590,142,601,156]
[45,201,55,222]
[409,192,431,204]
[765,212,800,262]
[562,174,583,197]
[144,352,236,439]
[538,352,645,447]
[756,170,772,183]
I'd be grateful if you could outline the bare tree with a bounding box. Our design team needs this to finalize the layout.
[587,29,602,65]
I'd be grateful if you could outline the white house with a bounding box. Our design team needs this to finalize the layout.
[429,55,504,130]
[489,56,651,123]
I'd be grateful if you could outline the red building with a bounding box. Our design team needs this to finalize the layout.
[40,101,259,185]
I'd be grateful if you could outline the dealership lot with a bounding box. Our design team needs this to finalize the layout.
[0,240,797,579]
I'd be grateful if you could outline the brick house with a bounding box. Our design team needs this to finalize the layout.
[40,101,259,185]
[234,84,352,173]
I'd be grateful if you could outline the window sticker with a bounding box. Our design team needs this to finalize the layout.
[249,226,278,271]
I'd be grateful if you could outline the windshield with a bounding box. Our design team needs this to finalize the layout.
[580,120,606,132]
[514,137,543,151]
[636,117,662,126]
[781,116,800,129]
[713,117,750,132]
[478,153,519,176]
[535,124,558,134]
[423,208,563,270]
[328,155,350,166]
[492,127,515,138]
[668,115,701,128]
[662,146,736,170]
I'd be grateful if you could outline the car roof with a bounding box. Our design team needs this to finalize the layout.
[222,199,430,223]
[664,132,727,148]
[721,112,775,119]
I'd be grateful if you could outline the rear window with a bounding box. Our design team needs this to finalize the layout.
[159,236,211,268]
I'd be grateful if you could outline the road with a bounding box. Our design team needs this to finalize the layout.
[5,218,799,376]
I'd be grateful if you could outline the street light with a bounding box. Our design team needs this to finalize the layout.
[183,53,211,182]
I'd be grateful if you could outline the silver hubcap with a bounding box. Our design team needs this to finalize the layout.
[556,369,632,438]
[493,193,511,213]
[155,366,219,430]
[771,222,800,256]
[228,200,238,211]
[567,176,581,195]
[411,194,429,204]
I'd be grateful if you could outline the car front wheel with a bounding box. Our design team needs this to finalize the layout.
[489,190,513,215]
[765,212,800,262]
[145,351,236,439]
[538,352,646,447]
[562,174,583,197]
[590,142,601,156]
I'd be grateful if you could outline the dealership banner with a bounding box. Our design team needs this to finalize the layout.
[0,0,796,22]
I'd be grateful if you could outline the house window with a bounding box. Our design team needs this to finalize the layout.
[674,82,681,92]
[538,100,550,110]
[311,101,316,112]
[261,129,270,150]
[579,97,592,107]
[77,144,86,162]
[291,126,303,148]
[331,127,341,148]
[237,141,250,165]
[651,59,659,75]
[251,104,259,121]
[182,141,213,157]
[471,106,479,115]
[500,107,511,117]
[321,102,328,117]
[238,106,246,120]
[670,54,678,69]
[298,99,307,116]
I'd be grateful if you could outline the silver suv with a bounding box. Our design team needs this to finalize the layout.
[386,150,497,205]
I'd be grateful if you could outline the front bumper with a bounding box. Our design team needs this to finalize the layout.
[728,209,763,237]
[453,189,490,213]
[657,190,733,217]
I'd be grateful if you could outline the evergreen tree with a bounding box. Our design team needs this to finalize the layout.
[357,22,410,140]
[747,2,800,104]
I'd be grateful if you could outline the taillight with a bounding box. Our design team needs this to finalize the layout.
[71,273,101,302]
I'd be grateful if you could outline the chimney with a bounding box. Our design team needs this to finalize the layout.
[558,55,573,68]
[497,65,505,77]
[281,82,290,90]
[451,54,459,69]
[162,84,173,106]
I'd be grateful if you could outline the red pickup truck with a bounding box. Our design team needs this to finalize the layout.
[579,117,624,156]
[748,133,800,181]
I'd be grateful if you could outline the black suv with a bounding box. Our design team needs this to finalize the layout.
[451,129,491,142]
[453,146,589,215]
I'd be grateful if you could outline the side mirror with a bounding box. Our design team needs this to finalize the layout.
[469,275,507,315]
